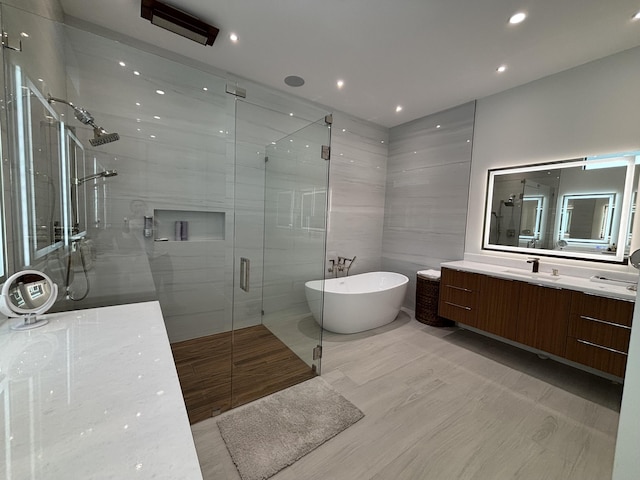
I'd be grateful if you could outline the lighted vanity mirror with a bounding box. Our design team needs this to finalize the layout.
[8,75,68,262]
[483,151,640,263]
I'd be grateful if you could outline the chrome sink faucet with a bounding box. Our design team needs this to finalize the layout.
[527,257,540,273]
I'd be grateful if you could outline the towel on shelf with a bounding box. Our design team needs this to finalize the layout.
[417,269,441,280]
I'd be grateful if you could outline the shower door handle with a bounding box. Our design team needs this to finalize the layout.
[240,257,250,292]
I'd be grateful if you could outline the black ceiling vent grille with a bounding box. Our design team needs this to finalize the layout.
[141,0,219,46]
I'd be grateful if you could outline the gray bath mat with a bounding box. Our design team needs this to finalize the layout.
[217,376,364,480]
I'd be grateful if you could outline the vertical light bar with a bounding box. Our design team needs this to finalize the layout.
[617,156,635,261]
[59,122,69,244]
[93,156,99,227]
[25,85,37,259]
[15,66,31,266]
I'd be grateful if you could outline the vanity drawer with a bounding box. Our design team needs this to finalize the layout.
[568,314,631,353]
[568,291,633,353]
[438,268,480,326]
[565,336,628,378]
[569,291,633,328]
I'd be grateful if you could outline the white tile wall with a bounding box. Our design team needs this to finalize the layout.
[382,101,476,309]
[326,112,388,275]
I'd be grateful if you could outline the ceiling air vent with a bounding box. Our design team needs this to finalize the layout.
[141,0,219,46]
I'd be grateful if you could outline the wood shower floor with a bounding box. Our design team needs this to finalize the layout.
[171,324,317,424]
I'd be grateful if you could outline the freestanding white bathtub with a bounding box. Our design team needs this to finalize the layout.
[305,271,409,334]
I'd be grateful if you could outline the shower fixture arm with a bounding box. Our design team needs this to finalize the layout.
[47,95,98,128]
[47,94,120,146]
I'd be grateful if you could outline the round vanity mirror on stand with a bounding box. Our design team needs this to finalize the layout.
[627,250,640,291]
[0,270,58,331]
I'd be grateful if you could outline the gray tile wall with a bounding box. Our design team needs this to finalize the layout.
[382,101,476,309]
[326,112,388,276]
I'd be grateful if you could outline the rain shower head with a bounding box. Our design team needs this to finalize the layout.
[74,169,118,185]
[47,95,120,147]
[90,128,120,147]
[503,194,517,207]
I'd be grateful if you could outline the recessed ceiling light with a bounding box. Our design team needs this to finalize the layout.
[337,79,344,89]
[229,33,238,42]
[135,102,141,106]
[136,118,141,122]
[436,124,441,128]
[156,89,165,95]
[20,32,29,38]
[153,115,161,119]
[137,128,141,131]
[119,61,126,67]
[509,12,527,24]
[381,140,385,144]
[133,71,140,76]
[496,65,507,73]
[38,78,43,82]
[203,87,208,91]
[342,129,346,132]
[150,135,156,138]
[395,105,403,113]
[289,112,294,116]
[633,11,640,20]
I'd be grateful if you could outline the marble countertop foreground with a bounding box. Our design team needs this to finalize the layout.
[441,260,638,301]
[0,301,203,480]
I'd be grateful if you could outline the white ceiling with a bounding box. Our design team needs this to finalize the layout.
[59,0,640,128]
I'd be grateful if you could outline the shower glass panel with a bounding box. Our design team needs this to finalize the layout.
[2,4,332,422]
[232,100,329,408]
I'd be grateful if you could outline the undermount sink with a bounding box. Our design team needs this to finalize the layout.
[503,269,562,281]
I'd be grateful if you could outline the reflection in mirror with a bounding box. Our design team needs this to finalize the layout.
[0,270,58,330]
[560,194,615,243]
[484,152,640,262]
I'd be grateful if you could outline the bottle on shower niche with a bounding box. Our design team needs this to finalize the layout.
[143,216,153,238]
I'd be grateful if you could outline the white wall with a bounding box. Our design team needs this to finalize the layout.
[467,46,640,274]
[466,45,640,478]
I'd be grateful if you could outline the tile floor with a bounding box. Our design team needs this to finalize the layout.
[191,309,622,480]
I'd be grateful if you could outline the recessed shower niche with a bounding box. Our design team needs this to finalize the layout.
[154,209,225,242]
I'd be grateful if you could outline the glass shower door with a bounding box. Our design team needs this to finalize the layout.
[232,100,330,407]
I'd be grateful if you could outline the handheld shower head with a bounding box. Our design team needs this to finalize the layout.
[47,95,120,147]
[74,169,118,185]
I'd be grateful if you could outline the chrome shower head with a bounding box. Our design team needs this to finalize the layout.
[47,95,120,147]
[90,128,120,147]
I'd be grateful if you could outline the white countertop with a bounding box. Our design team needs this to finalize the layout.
[441,260,638,301]
[0,301,203,480]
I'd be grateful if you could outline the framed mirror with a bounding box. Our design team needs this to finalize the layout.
[483,151,640,263]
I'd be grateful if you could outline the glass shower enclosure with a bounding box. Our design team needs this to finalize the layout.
[0,2,330,423]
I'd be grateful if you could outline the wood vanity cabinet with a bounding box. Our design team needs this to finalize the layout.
[515,283,571,357]
[438,268,480,326]
[476,276,520,341]
[565,292,633,377]
[438,267,633,378]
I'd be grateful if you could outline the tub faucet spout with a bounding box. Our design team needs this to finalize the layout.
[345,256,356,276]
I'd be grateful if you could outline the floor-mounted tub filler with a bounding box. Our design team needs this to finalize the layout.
[305,272,409,334]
